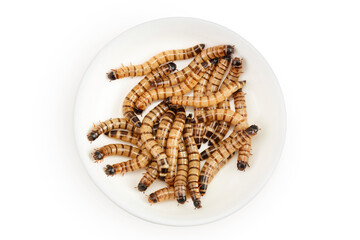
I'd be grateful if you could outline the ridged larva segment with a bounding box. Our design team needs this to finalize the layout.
[105,129,139,145]
[174,140,188,204]
[92,144,141,162]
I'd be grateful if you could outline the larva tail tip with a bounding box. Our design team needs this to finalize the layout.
[187,113,193,118]
[237,161,247,171]
[133,108,143,115]
[104,165,115,176]
[200,43,205,49]
[202,139,208,144]
[197,144,201,149]
[137,183,147,192]
[177,196,186,204]
[107,71,116,80]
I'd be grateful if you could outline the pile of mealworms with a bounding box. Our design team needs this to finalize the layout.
[87,44,259,209]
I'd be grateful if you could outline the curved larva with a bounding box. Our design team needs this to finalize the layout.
[87,118,137,142]
[92,144,141,162]
[202,56,231,144]
[199,126,259,195]
[155,106,177,149]
[107,44,204,80]
[183,115,202,209]
[134,61,210,112]
[105,129,139,145]
[140,101,170,178]
[165,106,186,185]
[166,80,245,107]
[122,63,176,128]
[174,140,188,204]
[193,59,218,148]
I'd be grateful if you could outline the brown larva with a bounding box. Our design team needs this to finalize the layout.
[92,144,141,162]
[174,140,188,204]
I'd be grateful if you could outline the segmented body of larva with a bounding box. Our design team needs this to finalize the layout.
[208,98,231,146]
[140,101,170,178]
[165,106,186,185]
[155,106,177,149]
[234,89,251,171]
[105,129,139,145]
[148,187,176,204]
[193,59,218,148]
[134,61,210,112]
[87,118,138,142]
[174,140,188,204]
[122,63,176,128]
[183,115,202,208]
[137,160,159,192]
[195,109,248,131]
[202,56,231,144]
[107,44,204,80]
[166,80,244,107]
[92,144,141,162]
[199,126,258,195]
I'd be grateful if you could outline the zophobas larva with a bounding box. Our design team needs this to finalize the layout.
[92,144,141,162]
[174,140,188,204]
[155,105,177,149]
[137,160,159,192]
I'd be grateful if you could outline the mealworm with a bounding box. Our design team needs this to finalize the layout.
[202,56,232,144]
[193,59,218,148]
[134,61,210,112]
[107,44,204,80]
[87,118,137,141]
[195,108,248,131]
[165,106,186,185]
[92,144,141,162]
[183,115,202,209]
[234,89,251,171]
[140,101,170,178]
[174,140,188,204]
[105,129,139,145]
[137,160,159,192]
[199,125,259,195]
[155,105,177,149]
[122,63,176,128]
[166,80,244,107]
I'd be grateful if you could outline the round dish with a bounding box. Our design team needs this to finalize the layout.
[74,17,286,226]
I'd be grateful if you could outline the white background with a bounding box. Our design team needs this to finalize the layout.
[1,0,359,239]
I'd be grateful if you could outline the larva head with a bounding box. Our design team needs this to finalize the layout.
[104,165,115,176]
[237,161,248,171]
[195,44,206,54]
[245,125,259,136]
[193,200,202,209]
[87,131,99,141]
[137,182,148,192]
[93,150,104,161]
[107,71,116,81]
[133,107,143,115]
[232,57,243,68]
[177,196,186,204]
[148,193,158,203]
[168,62,177,72]
[226,45,235,56]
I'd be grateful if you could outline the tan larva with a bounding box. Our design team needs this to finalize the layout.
[165,106,186,185]
[122,63,177,128]
[183,115,202,208]
[107,44,205,80]
[174,140,188,204]
[202,56,232,144]
[199,125,259,195]
[105,129,139,145]
[166,80,244,108]
[193,59,218,148]
[155,106,178,149]
[234,89,251,171]
[207,98,231,146]
[92,144,141,162]
[148,187,176,204]
[134,61,210,112]
[137,160,159,192]
[140,101,170,178]
[87,118,138,142]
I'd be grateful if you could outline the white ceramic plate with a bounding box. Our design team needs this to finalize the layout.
[74,17,286,226]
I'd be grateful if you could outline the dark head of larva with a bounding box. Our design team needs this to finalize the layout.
[194,200,202,209]
[177,196,186,204]
[168,62,177,72]
[210,58,218,65]
[160,168,168,174]
[148,193,158,203]
[87,131,98,141]
[104,165,115,176]
[137,182,148,192]
[93,150,104,161]
[194,43,206,54]
[245,125,259,135]
[107,71,116,81]
[237,161,248,171]
[232,57,243,67]
[226,45,235,56]
[223,55,232,62]
[133,107,143,115]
